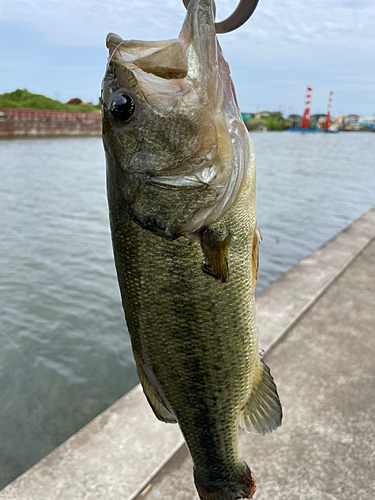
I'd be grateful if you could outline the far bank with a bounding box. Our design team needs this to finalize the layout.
[0,108,101,137]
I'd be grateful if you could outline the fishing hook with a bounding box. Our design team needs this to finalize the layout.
[182,0,259,33]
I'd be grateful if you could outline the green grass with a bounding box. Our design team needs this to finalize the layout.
[244,115,291,131]
[0,89,101,113]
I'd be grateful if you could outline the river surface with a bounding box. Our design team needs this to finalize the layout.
[0,132,374,488]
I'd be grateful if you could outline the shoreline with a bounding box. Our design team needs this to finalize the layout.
[2,108,373,138]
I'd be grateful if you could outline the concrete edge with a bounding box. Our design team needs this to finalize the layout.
[265,229,375,357]
[128,441,186,500]
[256,205,375,350]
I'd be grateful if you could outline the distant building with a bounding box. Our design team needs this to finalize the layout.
[309,114,326,130]
[241,113,253,121]
[66,98,86,105]
[310,114,326,121]
[359,116,375,128]
[346,114,360,126]
[288,114,302,128]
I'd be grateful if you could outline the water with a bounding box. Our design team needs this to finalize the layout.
[0,132,374,488]
[255,132,375,288]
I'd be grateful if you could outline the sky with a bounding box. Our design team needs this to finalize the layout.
[0,0,374,116]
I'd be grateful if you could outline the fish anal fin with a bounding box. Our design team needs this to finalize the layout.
[200,225,231,283]
[251,225,262,294]
[135,357,177,424]
[239,354,282,435]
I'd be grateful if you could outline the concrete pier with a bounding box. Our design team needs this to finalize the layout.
[1,207,375,500]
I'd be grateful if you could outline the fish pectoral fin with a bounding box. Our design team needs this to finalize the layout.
[200,225,231,283]
[251,225,262,294]
[135,358,177,424]
[239,353,282,435]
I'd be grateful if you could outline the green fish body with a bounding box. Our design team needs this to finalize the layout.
[101,1,282,498]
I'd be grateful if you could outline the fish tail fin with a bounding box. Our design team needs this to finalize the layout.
[194,462,256,500]
[239,352,282,435]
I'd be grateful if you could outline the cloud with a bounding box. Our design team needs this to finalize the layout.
[3,0,373,49]
[0,0,185,45]
[0,0,374,112]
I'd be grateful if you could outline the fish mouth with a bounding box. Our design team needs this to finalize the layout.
[102,0,253,238]
[105,33,188,81]
[106,32,124,56]
[177,0,254,234]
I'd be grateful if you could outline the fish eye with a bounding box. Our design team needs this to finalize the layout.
[109,92,135,123]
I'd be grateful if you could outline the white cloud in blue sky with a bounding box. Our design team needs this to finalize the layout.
[0,0,374,114]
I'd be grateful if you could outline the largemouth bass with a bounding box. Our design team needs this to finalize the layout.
[101,0,282,498]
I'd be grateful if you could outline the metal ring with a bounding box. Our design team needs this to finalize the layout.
[182,0,259,33]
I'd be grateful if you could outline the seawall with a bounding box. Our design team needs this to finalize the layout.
[0,108,102,137]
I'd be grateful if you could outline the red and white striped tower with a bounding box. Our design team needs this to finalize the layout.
[324,91,333,130]
[301,86,313,129]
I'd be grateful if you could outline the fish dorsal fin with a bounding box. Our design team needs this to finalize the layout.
[239,353,282,435]
[251,225,262,294]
